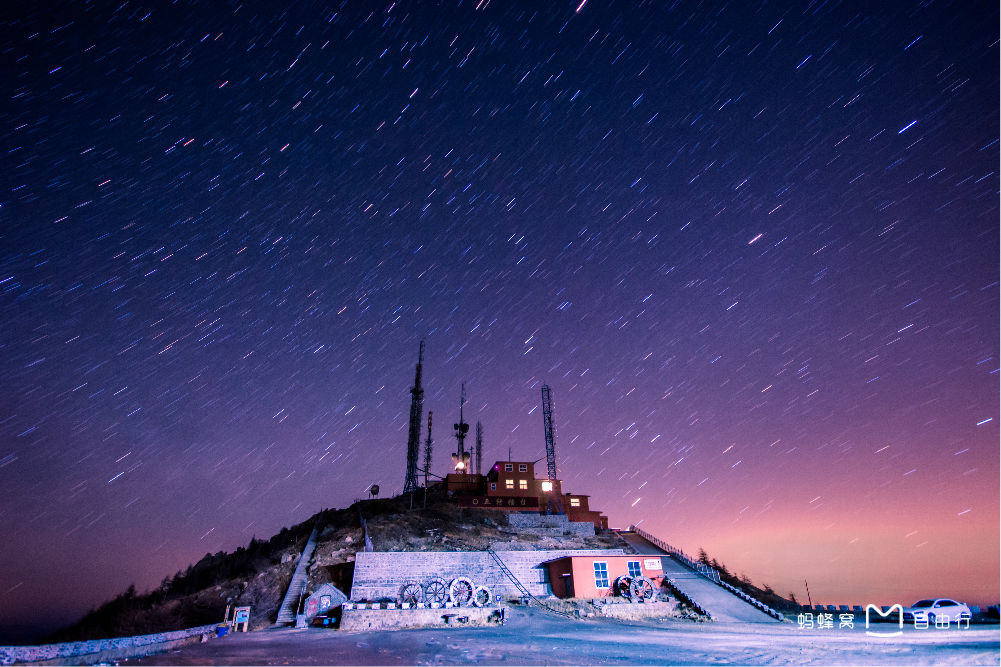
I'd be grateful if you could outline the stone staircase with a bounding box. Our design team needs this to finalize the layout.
[274,524,320,625]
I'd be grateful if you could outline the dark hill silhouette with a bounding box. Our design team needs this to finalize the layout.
[41,490,792,643]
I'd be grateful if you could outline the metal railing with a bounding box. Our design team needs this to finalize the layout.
[629,525,784,621]
[629,525,720,583]
[663,577,713,620]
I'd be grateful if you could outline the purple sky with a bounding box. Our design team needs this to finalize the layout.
[1,0,997,643]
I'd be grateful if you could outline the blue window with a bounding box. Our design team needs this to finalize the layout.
[593,562,609,588]
[627,561,642,578]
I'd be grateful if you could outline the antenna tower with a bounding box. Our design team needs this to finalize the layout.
[541,384,563,514]
[475,422,483,475]
[423,411,433,487]
[403,341,425,495]
[423,410,433,508]
[451,382,470,473]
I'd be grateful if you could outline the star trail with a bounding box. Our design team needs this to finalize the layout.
[1,0,998,641]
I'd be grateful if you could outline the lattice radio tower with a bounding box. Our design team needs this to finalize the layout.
[541,384,563,514]
[422,410,433,508]
[423,411,433,488]
[403,340,425,496]
[475,421,483,475]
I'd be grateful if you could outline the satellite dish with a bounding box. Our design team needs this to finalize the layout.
[369,484,380,498]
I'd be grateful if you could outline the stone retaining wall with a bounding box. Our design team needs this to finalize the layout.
[506,513,595,536]
[594,600,678,620]
[0,624,218,666]
[340,606,495,631]
[351,549,624,601]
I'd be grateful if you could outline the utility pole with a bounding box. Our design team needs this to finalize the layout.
[403,341,425,504]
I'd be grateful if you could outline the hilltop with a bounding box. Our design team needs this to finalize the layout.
[42,489,791,643]
[42,490,627,643]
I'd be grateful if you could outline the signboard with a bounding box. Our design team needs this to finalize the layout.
[233,606,251,632]
[643,558,662,570]
[457,495,540,509]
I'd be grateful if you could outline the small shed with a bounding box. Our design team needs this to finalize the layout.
[304,583,348,620]
[544,555,664,599]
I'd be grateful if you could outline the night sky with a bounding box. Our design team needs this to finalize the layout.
[2,0,998,642]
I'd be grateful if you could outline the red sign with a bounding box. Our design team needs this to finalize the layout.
[458,495,540,509]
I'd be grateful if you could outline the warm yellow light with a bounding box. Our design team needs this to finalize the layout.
[540,480,553,492]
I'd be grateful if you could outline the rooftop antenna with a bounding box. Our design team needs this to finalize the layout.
[541,384,563,514]
[451,382,470,474]
[403,341,425,504]
[423,411,433,508]
[475,422,483,476]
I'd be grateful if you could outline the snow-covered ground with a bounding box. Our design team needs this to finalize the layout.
[130,606,1000,666]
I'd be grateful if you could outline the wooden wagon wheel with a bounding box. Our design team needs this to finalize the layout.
[423,577,449,606]
[614,575,633,599]
[629,576,655,602]
[398,580,424,605]
[448,577,475,606]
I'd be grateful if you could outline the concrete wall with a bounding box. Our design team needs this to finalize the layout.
[350,549,625,601]
[0,624,217,666]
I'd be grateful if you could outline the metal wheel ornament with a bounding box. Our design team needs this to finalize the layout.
[614,575,633,599]
[472,585,492,607]
[399,580,425,605]
[448,577,475,606]
[423,577,449,606]
[629,576,655,602]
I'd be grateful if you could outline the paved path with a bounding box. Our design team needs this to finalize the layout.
[617,531,779,623]
[127,607,1001,666]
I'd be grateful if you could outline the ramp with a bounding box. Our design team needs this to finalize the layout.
[616,530,780,623]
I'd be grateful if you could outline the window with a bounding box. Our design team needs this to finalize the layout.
[593,562,609,589]
[519,479,528,490]
[489,483,496,491]
[504,464,513,472]
[505,479,514,489]
[627,561,642,578]
[519,464,528,472]
[570,497,581,507]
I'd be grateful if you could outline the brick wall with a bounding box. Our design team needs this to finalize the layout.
[350,549,624,601]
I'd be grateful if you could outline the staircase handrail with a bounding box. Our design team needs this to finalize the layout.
[485,548,578,620]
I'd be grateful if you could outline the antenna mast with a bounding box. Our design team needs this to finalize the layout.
[403,341,425,496]
[475,422,483,476]
[451,382,470,474]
